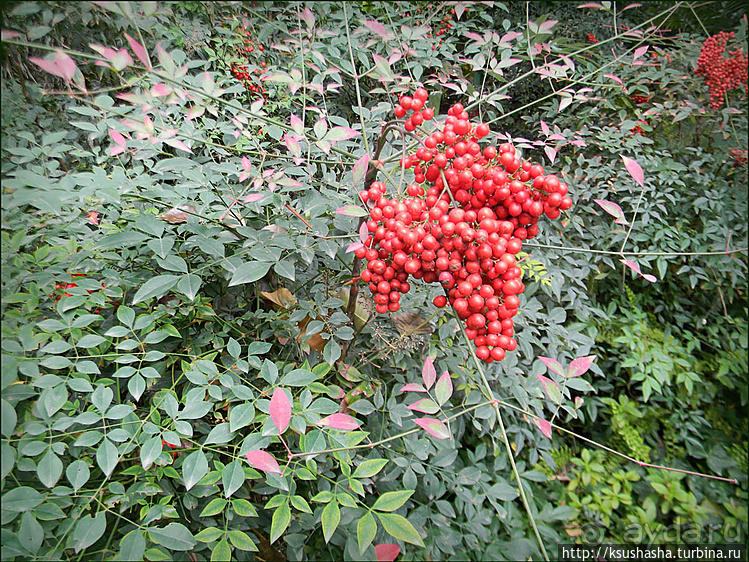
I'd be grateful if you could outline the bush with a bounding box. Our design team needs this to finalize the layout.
[1,2,746,560]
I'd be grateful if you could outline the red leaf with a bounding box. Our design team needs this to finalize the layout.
[422,357,436,390]
[124,32,151,68]
[538,356,564,377]
[359,222,369,244]
[537,374,559,400]
[534,418,553,439]
[621,155,644,188]
[632,45,649,63]
[375,544,401,562]
[243,193,266,204]
[164,138,192,154]
[151,82,172,97]
[400,383,427,393]
[577,2,605,8]
[317,413,361,431]
[53,51,78,82]
[540,120,550,136]
[270,388,291,434]
[414,417,450,440]
[568,355,596,378]
[604,73,624,86]
[245,450,282,474]
[29,56,64,79]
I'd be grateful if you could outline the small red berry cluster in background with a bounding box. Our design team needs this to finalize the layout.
[587,33,598,44]
[630,119,648,135]
[695,31,748,109]
[228,26,267,98]
[356,88,572,363]
[50,273,117,314]
[731,149,748,167]
[630,94,649,104]
[406,6,458,51]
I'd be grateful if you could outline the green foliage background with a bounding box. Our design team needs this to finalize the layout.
[1,1,747,560]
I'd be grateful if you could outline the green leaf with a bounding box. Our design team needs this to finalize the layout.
[229,403,255,433]
[76,334,106,349]
[40,339,72,354]
[195,527,224,542]
[357,511,377,555]
[270,500,291,544]
[176,274,202,301]
[149,523,197,551]
[229,261,272,286]
[290,495,313,514]
[1,442,15,481]
[96,438,119,477]
[140,436,163,470]
[182,449,209,491]
[118,530,146,562]
[323,339,341,365]
[279,368,318,386]
[372,490,414,512]
[200,497,228,517]
[65,460,90,491]
[18,511,43,555]
[377,512,424,547]
[211,539,232,561]
[2,487,45,512]
[37,450,63,488]
[204,422,234,445]
[321,500,340,543]
[132,275,180,305]
[273,260,295,281]
[228,530,258,552]
[353,458,388,479]
[222,461,246,499]
[71,511,107,553]
[231,499,258,517]
[40,385,67,417]
[1,399,17,437]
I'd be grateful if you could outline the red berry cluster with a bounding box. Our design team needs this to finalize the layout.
[630,94,649,104]
[228,27,268,98]
[695,31,748,109]
[630,119,648,135]
[355,89,572,363]
[587,33,598,44]
[405,6,458,51]
[731,149,748,167]
[50,273,115,314]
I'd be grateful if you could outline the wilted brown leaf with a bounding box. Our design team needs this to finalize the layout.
[161,205,197,224]
[260,288,297,310]
[391,312,432,336]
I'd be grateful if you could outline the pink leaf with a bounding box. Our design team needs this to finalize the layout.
[604,74,624,86]
[568,355,596,378]
[539,20,558,34]
[359,222,368,244]
[151,82,172,97]
[317,413,361,431]
[364,19,391,40]
[125,32,151,68]
[243,193,266,203]
[577,2,605,8]
[621,3,643,11]
[574,396,584,408]
[53,51,78,82]
[414,418,451,440]
[632,45,649,63]
[594,199,629,225]
[534,417,553,439]
[29,56,65,80]
[540,120,550,136]
[290,114,304,135]
[109,145,126,156]
[109,48,133,71]
[544,146,557,165]
[621,155,644,188]
[621,259,657,283]
[558,96,573,113]
[346,241,364,254]
[400,383,427,393]
[500,31,523,43]
[352,153,370,186]
[109,129,127,147]
[538,356,564,377]
[335,205,367,217]
[324,127,359,143]
[301,6,315,29]
[242,156,252,172]
[1,30,21,41]
[164,138,192,154]
[270,388,291,434]
[375,544,401,562]
[434,370,453,405]
[245,450,282,474]
[284,133,302,158]
[422,357,436,390]
[407,398,439,414]
[537,374,560,401]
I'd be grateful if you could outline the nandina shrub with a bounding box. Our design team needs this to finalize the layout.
[0,2,746,562]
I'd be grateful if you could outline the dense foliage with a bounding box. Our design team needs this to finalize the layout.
[1,2,747,561]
